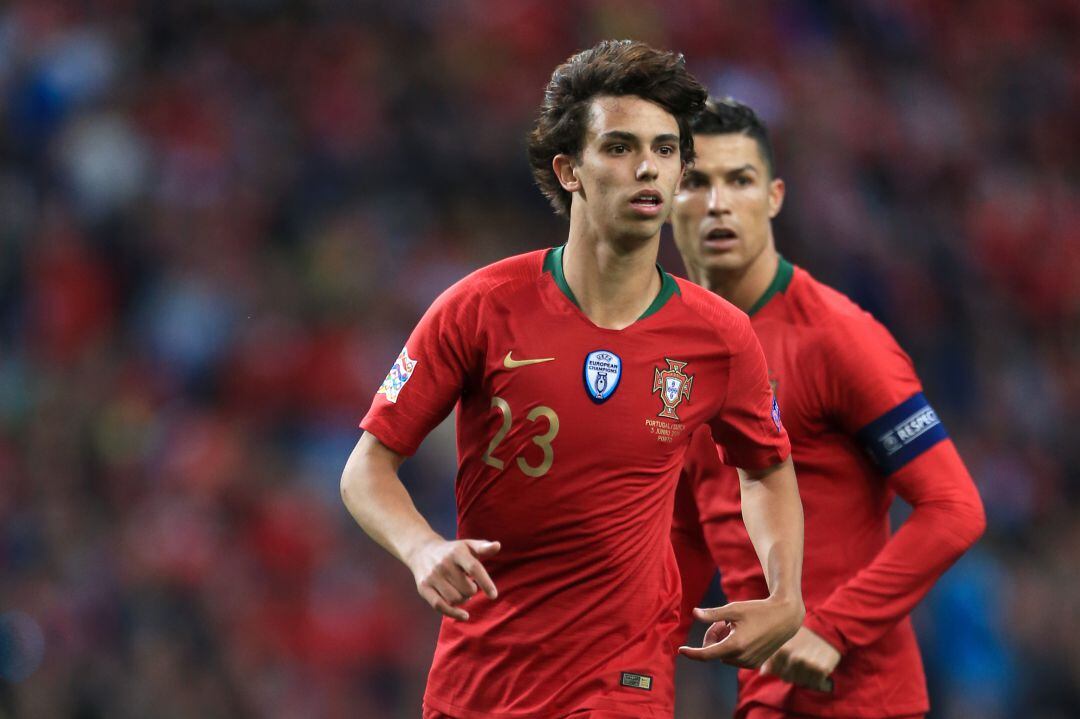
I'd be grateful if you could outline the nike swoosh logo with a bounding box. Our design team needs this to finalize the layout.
[503,351,555,369]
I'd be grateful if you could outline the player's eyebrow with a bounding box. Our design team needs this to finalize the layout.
[599,131,641,144]
[598,131,680,145]
[726,164,758,176]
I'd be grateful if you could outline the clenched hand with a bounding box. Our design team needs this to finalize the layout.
[760,625,840,692]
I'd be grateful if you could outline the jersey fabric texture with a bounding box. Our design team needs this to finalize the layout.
[673,258,984,718]
[362,247,791,719]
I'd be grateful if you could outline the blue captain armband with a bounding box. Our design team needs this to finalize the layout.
[855,392,948,475]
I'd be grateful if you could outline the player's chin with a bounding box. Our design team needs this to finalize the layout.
[619,217,666,241]
[698,247,746,271]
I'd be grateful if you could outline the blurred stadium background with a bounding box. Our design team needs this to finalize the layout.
[0,0,1076,717]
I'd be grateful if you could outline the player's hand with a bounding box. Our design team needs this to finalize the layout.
[760,626,840,693]
[407,538,501,621]
[678,596,803,667]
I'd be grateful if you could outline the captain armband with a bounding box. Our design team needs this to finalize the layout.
[855,392,948,475]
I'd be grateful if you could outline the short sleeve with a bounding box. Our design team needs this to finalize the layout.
[360,278,482,456]
[819,316,948,475]
[708,316,790,470]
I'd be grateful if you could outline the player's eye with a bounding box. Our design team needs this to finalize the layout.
[608,144,629,155]
[733,174,753,188]
[656,145,676,157]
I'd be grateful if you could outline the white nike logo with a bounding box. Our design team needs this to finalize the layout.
[503,351,555,369]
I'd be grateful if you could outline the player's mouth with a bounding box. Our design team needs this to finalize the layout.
[629,190,664,217]
[702,227,738,251]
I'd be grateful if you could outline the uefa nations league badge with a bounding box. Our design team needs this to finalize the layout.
[583,350,622,403]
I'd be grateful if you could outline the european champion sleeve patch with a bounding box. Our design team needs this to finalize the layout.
[856,392,948,474]
[377,346,418,404]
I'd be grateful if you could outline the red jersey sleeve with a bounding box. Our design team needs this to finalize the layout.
[360,278,482,456]
[802,317,986,653]
[708,315,790,470]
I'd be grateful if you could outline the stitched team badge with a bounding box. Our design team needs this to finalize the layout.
[583,350,622,403]
[652,359,693,420]
[377,346,418,403]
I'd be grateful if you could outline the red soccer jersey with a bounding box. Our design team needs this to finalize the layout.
[673,258,984,718]
[362,246,790,719]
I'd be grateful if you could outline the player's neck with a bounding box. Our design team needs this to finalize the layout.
[562,227,662,330]
[701,244,780,314]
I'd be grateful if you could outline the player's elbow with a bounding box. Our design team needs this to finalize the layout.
[934,491,986,558]
[959,491,987,548]
[340,432,405,509]
[340,454,363,508]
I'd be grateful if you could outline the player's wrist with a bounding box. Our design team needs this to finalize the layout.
[400,531,448,572]
[766,591,805,625]
[802,610,848,655]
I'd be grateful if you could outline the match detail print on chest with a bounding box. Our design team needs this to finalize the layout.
[645,357,694,444]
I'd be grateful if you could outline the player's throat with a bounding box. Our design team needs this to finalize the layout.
[558,240,670,329]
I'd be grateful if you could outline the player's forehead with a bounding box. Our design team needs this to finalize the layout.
[583,95,680,145]
[690,133,766,175]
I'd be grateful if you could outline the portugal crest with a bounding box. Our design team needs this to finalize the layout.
[652,359,693,419]
[583,350,622,403]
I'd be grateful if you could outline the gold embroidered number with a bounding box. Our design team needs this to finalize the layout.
[517,406,559,477]
[482,397,559,477]
[482,397,513,470]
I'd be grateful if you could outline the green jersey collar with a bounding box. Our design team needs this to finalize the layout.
[746,255,794,316]
[543,245,680,321]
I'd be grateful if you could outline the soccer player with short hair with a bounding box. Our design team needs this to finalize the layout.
[669,98,986,718]
[341,43,806,718]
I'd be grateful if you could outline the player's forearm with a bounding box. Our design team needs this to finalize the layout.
[806,443,985,652]
[340,432,443,567]
[739,457,804,605]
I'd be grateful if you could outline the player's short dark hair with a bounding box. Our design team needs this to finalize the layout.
[527,39,707,217]
[691,97,776,177]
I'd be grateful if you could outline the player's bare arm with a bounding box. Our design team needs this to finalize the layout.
[340,432,500,621]
[680,456,804,667]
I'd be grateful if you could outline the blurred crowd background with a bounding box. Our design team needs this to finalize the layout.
[0,0,1076,717]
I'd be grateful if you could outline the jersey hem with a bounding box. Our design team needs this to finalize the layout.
[424,693,672,719]
[359,417,417,457]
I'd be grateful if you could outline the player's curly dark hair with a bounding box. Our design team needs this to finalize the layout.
[527,40,707,217]
[691,97,776,177]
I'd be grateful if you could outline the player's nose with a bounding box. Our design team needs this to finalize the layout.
[706,182,728,215]
[635,157,659,181]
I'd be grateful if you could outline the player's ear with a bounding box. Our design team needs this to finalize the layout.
[767,177,785,219]
[553,154,581,192]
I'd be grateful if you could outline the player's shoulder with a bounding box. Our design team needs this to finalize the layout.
[788,265,910,365]
[783,266,863,323]
[452,249,546,294]
[673,278,751,332]
[673,277,755,344]
[435,249,547,309]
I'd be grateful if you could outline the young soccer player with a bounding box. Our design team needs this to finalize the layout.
[341,43,806,718]
[669,98,986,718]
